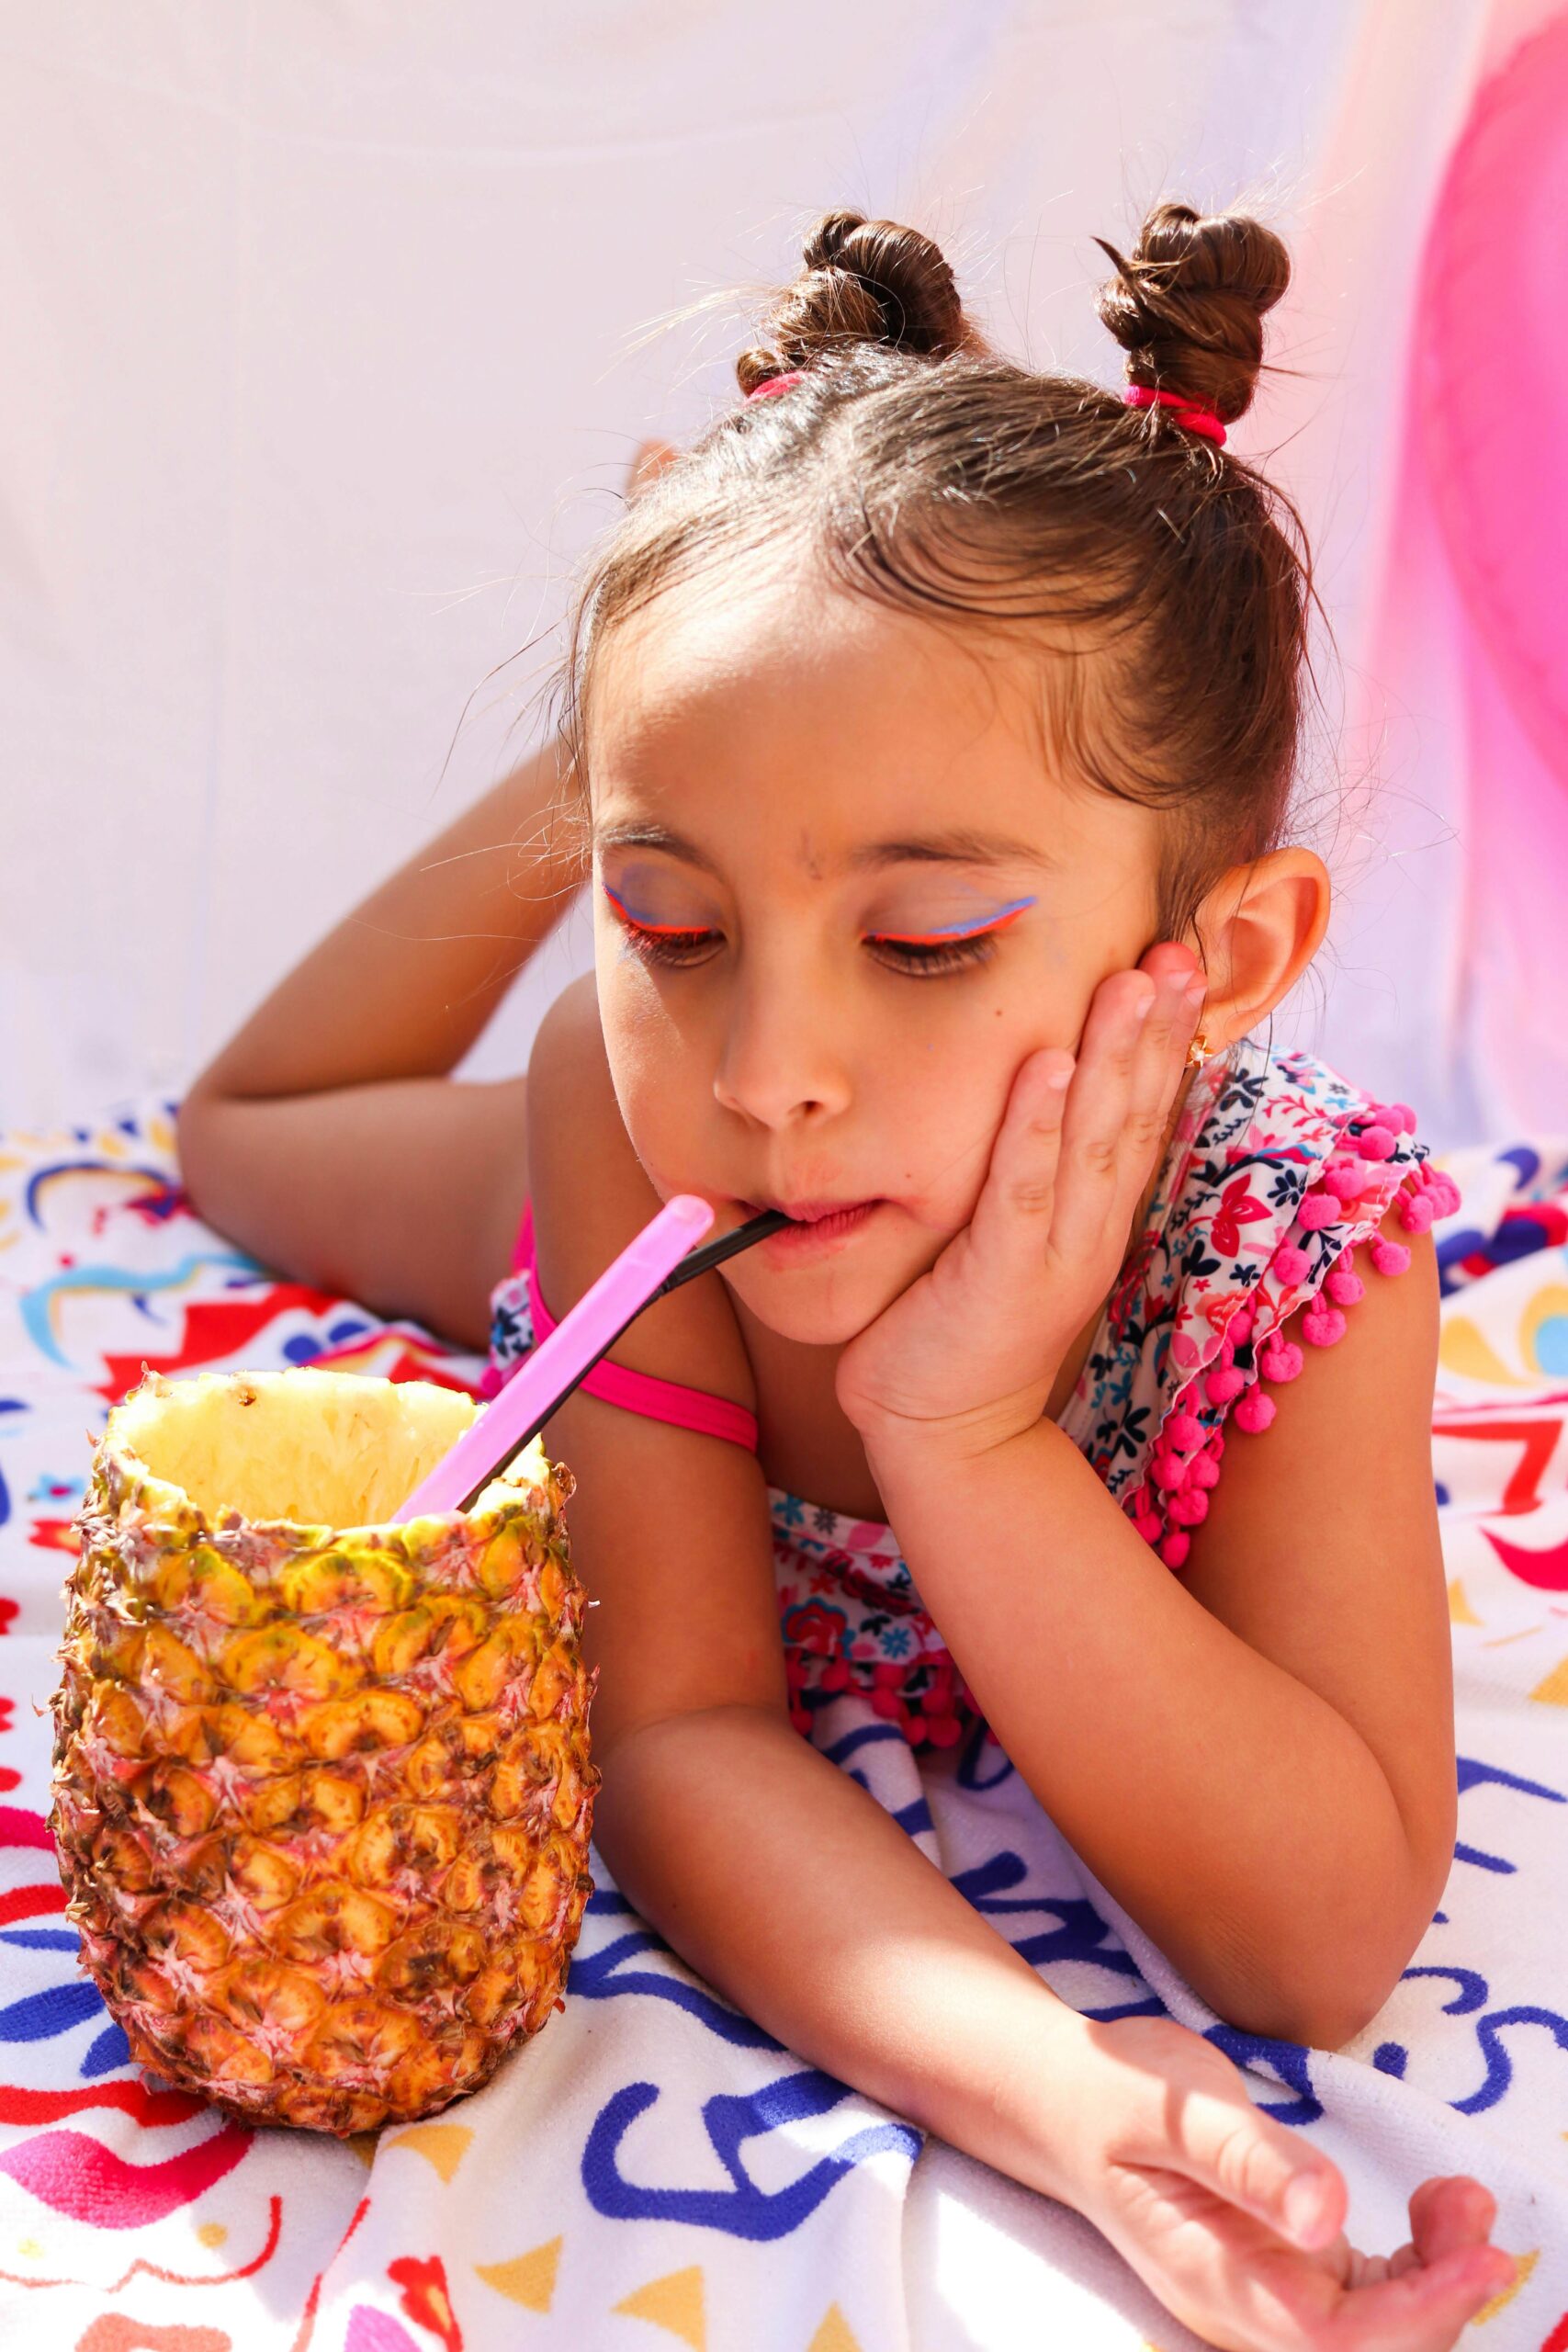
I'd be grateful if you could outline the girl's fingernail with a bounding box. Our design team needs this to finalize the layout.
[1184,976,1208,1004]
[1133,990,1156,1022]
[1046,1063,1073,1090]
[1282,2174,1330,2245]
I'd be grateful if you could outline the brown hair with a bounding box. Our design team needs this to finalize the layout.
[552,199,1310,950]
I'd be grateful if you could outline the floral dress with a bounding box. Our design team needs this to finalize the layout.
[485,1041,1460,1750]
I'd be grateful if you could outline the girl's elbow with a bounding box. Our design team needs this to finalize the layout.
[1269,1971,1398,2053]
[175,1091,269,1263]
[1229,1879,1447,2052]
[1218,1956,1398,2052]
[174,1089,226,1221]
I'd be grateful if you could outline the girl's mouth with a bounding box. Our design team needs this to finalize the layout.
[741,1199,886,1258]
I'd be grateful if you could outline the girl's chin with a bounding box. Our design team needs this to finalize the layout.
[730,1287,886,1347]
[723,1224,937,1346]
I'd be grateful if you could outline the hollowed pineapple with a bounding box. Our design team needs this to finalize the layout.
[51,1368,597,2136]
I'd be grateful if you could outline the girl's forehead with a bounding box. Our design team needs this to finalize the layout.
[589,576,1045,786]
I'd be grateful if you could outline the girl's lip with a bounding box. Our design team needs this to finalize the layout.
[746,1198,877,1225]
[743,1199,886,1256]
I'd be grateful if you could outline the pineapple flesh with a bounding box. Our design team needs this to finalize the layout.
[51,1369,598,2136]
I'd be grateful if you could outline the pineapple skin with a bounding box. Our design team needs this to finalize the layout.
[51,1377,599,2137]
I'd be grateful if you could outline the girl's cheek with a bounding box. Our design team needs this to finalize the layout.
[884,1065,1003,1228]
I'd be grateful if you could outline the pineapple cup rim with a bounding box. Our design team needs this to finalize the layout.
[95,1368,567,1544]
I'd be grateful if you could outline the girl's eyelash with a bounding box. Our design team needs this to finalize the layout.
[863,931,998,974]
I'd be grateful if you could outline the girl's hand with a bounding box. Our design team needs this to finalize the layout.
[837,942,1208,1457]
[1057,2018,1511,2352]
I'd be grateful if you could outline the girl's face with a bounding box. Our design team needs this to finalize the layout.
[587,569,1168,1347]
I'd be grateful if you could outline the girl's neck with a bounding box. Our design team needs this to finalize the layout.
[737,1066,1201,1524]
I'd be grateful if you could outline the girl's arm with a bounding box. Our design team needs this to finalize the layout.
[528,984,1506,2352]
[176,737,586,1346]
[867,1220,1452,2051]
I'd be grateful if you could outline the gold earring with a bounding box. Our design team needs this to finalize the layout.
[1185,1025,1213,1069]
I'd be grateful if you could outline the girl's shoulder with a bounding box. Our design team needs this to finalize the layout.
[1060,1042,1461,1556]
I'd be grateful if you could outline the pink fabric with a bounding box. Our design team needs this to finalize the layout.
[503,1201,760,1452]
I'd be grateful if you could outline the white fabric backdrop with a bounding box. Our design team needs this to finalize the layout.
[1,1,1542,1141]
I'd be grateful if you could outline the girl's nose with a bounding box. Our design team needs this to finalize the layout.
[712,969,853,1129]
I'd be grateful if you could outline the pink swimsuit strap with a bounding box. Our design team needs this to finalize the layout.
[512,1201,760,1453]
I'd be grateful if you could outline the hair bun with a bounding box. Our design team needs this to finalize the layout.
[1095,201,1290,426]
[738,209,969,394]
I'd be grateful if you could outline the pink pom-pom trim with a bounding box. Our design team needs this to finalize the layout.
[1323,1159,1371,1202]
[1425,1170,1462,1217]
[1302,1305,1347,1347]
[1122,1102,1451,1573]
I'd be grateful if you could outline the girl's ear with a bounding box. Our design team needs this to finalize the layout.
[627,438,681,503]
[1190,848,1330,1049]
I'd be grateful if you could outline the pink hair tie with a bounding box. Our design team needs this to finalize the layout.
[746,370,807,402]
[1123,382,1227,447]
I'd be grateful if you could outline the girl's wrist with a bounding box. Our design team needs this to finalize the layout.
[855,1391,1055,1489]
[948,1984,1111,2210]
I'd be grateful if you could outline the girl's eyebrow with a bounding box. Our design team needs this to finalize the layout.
[594,820,1054,874]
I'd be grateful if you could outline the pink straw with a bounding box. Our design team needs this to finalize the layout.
[391,1193,716,1521]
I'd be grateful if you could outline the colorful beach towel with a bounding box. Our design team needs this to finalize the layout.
[1,1102,1566,2350]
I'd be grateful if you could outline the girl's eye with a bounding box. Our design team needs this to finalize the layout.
[602,885,1021,978]
[602,883,722,968]
[865,899,1032,977]
[612,920,998,978]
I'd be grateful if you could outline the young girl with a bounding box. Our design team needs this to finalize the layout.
[178,204,1512,2350]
